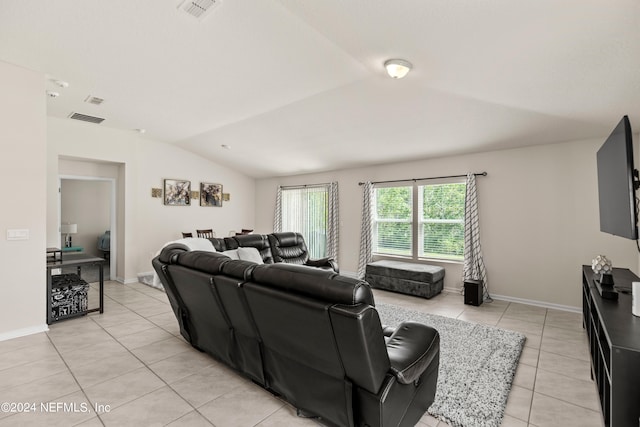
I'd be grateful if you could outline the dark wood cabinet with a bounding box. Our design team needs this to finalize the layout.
[582,266,640,427]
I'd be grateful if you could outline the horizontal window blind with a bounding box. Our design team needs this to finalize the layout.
[373,186,412,256]
[420,183,465,259]
[373,182,465,260]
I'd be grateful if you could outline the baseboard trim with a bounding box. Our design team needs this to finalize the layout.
[443,286,580,313]
[0,324,49,342]
[115,276,139,284]
[489,293,581,313]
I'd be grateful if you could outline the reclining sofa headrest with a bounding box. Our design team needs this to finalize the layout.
[159,246,258,280]
[158,243,189,264]
[233,234,273,263]
[207,237,228,252]
[268,232,308,264]
[221,259,259,281]
[269,231,303,247]
[172,250,230,275]
[207,234,273,264]
[251,263,374,306]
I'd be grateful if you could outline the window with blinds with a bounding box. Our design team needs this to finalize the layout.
[373,182,465,260]
[373,186,412,256]
[420,183,465,260]
[280,185,328,258]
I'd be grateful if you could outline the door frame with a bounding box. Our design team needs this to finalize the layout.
[58,175,117,280]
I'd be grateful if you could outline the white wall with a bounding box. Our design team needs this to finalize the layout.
[255,139,639,309]
[47,117,256,282]
[0,61,47,339]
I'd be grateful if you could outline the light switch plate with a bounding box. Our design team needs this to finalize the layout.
[7,229,29,240]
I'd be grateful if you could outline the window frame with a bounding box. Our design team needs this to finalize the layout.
[372,184,414,257]
[373,178,466,262]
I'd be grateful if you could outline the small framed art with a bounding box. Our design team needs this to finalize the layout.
[164,179,191,206]
[200,182,223,207]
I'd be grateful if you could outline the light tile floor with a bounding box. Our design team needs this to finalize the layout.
[0,281,604,427]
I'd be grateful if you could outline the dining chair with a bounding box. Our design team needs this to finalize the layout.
[196,229,215,238]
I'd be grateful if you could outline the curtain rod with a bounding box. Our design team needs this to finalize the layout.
[279,182,332,190]
[358,172,487,186]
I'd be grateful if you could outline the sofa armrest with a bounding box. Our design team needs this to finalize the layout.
[158,243,190,264]
[304,257,339,273]
[386,321,439,385]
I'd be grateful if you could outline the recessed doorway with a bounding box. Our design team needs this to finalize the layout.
[59,175,116,281]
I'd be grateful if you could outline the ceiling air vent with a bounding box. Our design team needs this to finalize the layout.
[68,112,105,124]
[178,0,220,20]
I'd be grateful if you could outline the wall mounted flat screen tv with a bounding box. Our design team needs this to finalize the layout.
[596,115,639,240]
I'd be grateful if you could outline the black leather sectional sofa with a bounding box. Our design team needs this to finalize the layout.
[208,231,339,272]
[153,244,439,427]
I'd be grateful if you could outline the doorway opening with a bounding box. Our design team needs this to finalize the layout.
[59,176,117,281]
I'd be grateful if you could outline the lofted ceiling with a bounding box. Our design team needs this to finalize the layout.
[1,0,640,177]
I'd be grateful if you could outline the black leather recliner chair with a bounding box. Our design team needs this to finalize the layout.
[153,245,439,427]
[268,231,339,272]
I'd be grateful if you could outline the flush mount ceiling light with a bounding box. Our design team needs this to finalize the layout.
[84,95,105,105]
[384,59,412,79]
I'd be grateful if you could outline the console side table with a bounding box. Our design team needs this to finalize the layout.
[46,255,105,324]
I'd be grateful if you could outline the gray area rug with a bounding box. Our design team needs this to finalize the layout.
[376,302,526,427]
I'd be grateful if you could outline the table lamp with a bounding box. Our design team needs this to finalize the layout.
[61,223,77,248]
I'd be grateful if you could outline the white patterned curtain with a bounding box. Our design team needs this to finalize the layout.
[463,173,491,300]
[273,185,283,232]
[357,182,374,279]
[327,182,339,259]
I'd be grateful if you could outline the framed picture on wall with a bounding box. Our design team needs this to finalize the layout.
[163,179,191,206]
[200,182,223,207]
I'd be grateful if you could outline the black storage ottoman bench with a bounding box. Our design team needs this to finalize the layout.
[51,273,89,321]
[365,260,445,299]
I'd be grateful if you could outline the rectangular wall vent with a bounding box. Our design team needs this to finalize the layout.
[178,0,220,19]
[84,95,105,105]
[68,112,105,124]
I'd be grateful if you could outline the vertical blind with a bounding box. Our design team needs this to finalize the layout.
[280,186,329,258]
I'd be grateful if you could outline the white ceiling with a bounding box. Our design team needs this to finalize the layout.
[2,0,640,177]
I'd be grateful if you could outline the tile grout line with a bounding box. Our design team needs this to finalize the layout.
[525,308,547,426]
[91,284,219,426]
[45,328,107,426]
[47,286,189,425]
